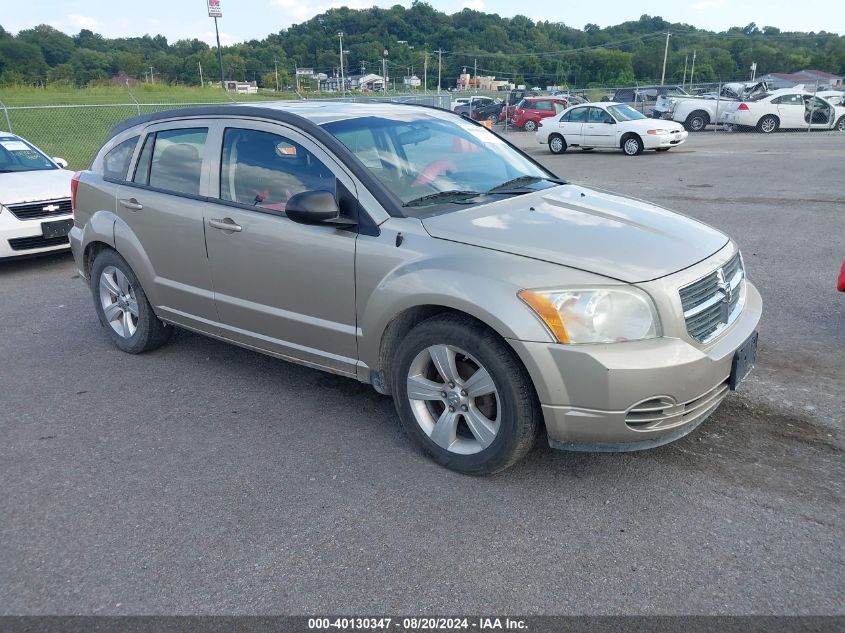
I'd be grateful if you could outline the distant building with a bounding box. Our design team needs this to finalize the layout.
[319,73,385,92]
[224,80,258,94]
[403,75,421,88]
[758,69,844,90]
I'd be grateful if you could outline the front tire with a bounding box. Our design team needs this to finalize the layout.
[836,116,845,132]
[392,314,539,475]
[622,134,644,156]
[548,134,567,154]
[90,249,171,354]
[757,114,779,134]
[523,119,537,132]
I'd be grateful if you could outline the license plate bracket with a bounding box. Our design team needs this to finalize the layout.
[41,218,73,239]
[729,331,758,390]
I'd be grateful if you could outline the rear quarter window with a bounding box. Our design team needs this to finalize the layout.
[102,136,139,180]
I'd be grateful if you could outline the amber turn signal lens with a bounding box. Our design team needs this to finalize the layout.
[517,290,571,344]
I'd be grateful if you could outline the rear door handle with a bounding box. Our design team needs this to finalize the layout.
[208,218,242,232]
[118,198,143,211]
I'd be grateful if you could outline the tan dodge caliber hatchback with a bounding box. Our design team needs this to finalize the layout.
[70,102,761,474]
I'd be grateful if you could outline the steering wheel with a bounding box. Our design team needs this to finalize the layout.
[413,158,458,187]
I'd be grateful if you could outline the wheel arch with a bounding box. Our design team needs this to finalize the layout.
[620,131,641,148]
[374,305,542,409]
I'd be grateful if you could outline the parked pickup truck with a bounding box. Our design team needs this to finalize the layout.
[654,82,769,131]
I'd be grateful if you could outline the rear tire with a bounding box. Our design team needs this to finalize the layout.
[523,120,538,132]
[836,116,845,132]
[90,249,172,354]
[548,134,567,154]
[622,134,643,156]
[391,314,540,475]
[685,111,709,132]
[757,114,779,134]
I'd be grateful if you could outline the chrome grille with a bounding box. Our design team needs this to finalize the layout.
[6,198,72,220]
[679,252,745,343]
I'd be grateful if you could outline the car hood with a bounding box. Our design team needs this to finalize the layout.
[421,184,729,283]
[622,118,685,133]
[0,169,74,206]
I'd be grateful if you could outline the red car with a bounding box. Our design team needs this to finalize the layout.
[511,97,569,131]
[838,261,845,292]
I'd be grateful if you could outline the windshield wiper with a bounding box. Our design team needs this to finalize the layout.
[402,190,482,208]
[487,175,564,194]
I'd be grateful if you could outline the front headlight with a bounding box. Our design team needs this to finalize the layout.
[518,286,661,344]
[647,129,670,135]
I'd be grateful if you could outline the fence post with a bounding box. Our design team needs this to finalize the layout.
[126,85,141,116]
[0,99,12,133]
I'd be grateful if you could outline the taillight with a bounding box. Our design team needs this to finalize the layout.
[71,171,81,214]
[737,103,750,111]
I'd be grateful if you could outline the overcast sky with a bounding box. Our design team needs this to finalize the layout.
[5,0,842,45]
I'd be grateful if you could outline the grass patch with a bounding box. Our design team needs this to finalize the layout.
[0,85,295,169]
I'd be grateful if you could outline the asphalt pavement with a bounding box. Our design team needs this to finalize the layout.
[1,130,842,615]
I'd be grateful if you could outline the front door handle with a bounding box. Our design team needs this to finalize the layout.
[118,198,143,211]
[208,218,242,232]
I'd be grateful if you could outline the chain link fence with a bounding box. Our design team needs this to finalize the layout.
[1,86,840,170]
[0,91,451,170]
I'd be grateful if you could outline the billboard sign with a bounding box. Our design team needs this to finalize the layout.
[208,0,222,17]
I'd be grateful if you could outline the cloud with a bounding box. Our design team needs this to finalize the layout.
[68,14,99,30]
[689,0,727,10]
[270,0,381,24]
[462,0,485,9]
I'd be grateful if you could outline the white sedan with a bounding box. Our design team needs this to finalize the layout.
[0,133,74,258]
[536,102,688,156]
[719,89,845,133]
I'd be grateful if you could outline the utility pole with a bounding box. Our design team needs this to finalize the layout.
[274,56,279,92]
[423,50,428,94]
[660,32,671,86]
[689,50,696,89]
[474,58,477,93]
[436,48,443,95]
[337,32,345,96]
[383,49,388,96]
[148,66,155,84]
[213,16,225,89]
[682,55,688,90]
[198,61,204,87]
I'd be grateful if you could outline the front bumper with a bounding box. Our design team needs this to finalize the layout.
[642,130,688,149]
[0,211,73,258]
[508,281,762,451]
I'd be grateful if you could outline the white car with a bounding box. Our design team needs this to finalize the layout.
[536,102,688,156]
[719,89,845,133]
[0,133,75,258]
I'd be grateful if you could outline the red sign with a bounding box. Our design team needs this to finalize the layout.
[208,0,222,17]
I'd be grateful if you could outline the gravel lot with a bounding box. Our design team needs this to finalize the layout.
[1,130,842,615]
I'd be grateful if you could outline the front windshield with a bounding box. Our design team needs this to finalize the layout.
[323,114,559,214]
[607,104,648,122]
[0,137,56,173]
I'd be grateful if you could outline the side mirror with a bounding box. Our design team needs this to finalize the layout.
[53,157,69,168]
[285,190,355,227]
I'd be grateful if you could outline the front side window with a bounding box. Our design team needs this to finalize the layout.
[220,128,336,212]
[102,136,139,180]
[0,137,56,173]
[323,114,557,214]
[134,128,208,195]
[588,108,613,123]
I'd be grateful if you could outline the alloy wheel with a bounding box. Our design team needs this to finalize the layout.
[99,266,139,338]
[405,344,501,455]
[624,138,640,155]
